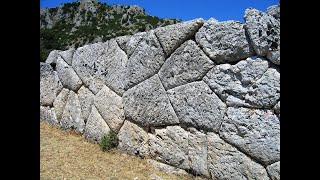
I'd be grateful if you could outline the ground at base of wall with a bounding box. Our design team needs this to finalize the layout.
[40,121,206,180]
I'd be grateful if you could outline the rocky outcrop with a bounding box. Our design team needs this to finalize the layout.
[40,4,280,179]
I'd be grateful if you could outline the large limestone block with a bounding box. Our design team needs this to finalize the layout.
[123,75,179,127]
[244,8,280,65]
[188,128,209,177]
[267,161,280,180]
[84,106,111,143]
[147,159,188,176]
[245,68,280,108]
[154,18,204,56]
[40,106,59,125]
[220,107,280,165]
[53,88,70,121]
[56,56,83,91]
[77,86,95,122]
[207,132,269,180]
[72,42,105,88]
[158,40,214,90]
[117,121,149,157]
[45,50,61,64]
[115,32,147,57]
[40,63,63,106]
[196,18,255,63]
[125,31,166,90]
[203,56,279,108]
[60,91,85,133]
[94,85,125,132]
[167,81,226,132]
[149,126,189,170]
[58,48,75,66]
[93,39,128,95]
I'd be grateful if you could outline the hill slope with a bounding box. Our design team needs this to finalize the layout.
[40,0,181,62]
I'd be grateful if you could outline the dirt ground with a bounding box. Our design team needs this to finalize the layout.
[40,121,205,180]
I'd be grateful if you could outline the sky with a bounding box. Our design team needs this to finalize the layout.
[40,0,279,22]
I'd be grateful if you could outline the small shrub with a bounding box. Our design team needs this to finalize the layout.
[99,130,119,151]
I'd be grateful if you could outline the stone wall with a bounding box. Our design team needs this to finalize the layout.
[40,5,280,180]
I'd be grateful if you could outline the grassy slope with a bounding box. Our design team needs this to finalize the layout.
[40,121,205,180]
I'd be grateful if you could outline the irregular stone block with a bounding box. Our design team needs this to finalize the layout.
[158,40,214,90]
[148,126,189,170]
[207,132,269,180]
[94,85,125,132]
[115,32,147,57]
[196,18,255,63]
[167,81,226,132]
[188,128,209,177]
[40,106,59,125]
[40,63,63,106]
[60,91,85,133]
[220,107,280,165]
[155,18,204,56]
[117,121,149,157]
[147,159,188,176]
[56,56,83,91]
[274,101,280,118]
[123,75,179,127]
[45,50,61,64]
[126,31,166,90]
[84,105,111,143]
[53,88,70,121]
[58,48,75,66]
[203,56,278,108]
[244,8,280,65]
[77,86,95,122]
[267,161,280,180]
[267,4,280,21]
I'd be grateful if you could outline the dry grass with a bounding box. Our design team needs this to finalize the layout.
[40,121,205,180]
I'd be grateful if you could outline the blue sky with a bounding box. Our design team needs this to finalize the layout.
[40,0,279,22]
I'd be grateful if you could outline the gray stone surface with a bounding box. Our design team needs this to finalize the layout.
[148,126,189,169]
[117,121,149,157]
[72,42,106,88]
[245,68,280,108]
[267,161,280,180]
[274,101,280,117]
[149,173,162,180]
[207,132,269,180]
[94,85,125,132]
[53,88,70,121]
[147,159,188,176]
[93,39,128,95]
[84,105,111,143]
[40,63,63,106]
[56,56,83,91]
[188,128,209,177]
[195,18,255,63]
[158,40,214,90]
[203,56,275,108]
[267,4,280,21]
[60,91,85,133]
[244,8,280,65]
[58,48,75,66]
[40,106,59,125]
[167,81,226,132]
[77,86,95,122]
[220,107,280,165]
[115,32,147,57]
[125,31,166,90]
[155,18,204,56]
[123,75,179,127]
[45,50,61,64]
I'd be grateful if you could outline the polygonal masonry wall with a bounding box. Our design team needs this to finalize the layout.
[40,4,280,180]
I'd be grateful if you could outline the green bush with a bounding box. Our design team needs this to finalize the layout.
[99,130,119,151]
